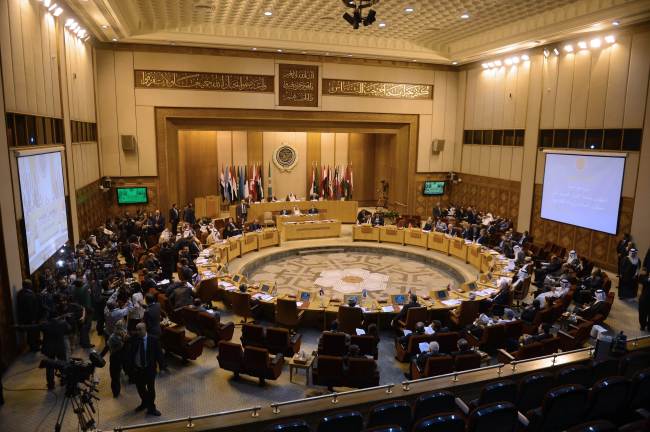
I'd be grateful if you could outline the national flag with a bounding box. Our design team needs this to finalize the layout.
[219,165,225,197]
[243,165,249,200]
[267,162,272,199]
[309,165,316,197]
[229,166,237,202]
[258,163,264,200]
[328,165,334,199]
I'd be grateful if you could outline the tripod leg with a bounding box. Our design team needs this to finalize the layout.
[54,397,70,432]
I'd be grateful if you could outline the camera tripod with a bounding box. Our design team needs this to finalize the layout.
[54,376,99,432]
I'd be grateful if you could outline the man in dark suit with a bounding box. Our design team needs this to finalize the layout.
[131,323,163,416]
[143,294,162,339]
[39,312,71,389]
[416,341,441,370]
[150,210,165,234]
[371,211,384,227]
[393,293,420,328]
[223,218,242,238]
[183,203,196,225]
[247,218,262,232]
[398,321,425,349]
[16,279,41,352]
[432,202,445,219]
[236,200,249,225]
[169,268,194,308]
[169,204,180,235]
[308,205,319,215]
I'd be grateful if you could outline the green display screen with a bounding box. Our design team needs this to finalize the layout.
[116,187,148,205]
[423,181,445,196]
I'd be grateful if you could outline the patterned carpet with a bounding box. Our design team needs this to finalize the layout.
[248,251,458,299]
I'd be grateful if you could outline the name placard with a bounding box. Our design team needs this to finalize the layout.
[278,64,319,107]
[134,70,274,93]
[323,78,433,100]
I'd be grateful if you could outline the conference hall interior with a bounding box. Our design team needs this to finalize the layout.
[1,1,650,431]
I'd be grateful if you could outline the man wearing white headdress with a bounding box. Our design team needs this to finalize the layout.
[576,289,609,319]
[619,248,641,299]
[535,278,571,307]
[206,226,222,245]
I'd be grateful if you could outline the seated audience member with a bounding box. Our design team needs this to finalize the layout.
[434,219,448,233]
[398,321,425,349]
[393,293,420,327]
[576,289,608,318]
[450,338,472,357]
[535,278,571,307]
[357,209,371,224]
[475,228,488,245]
[432,202,446,219]
[239,283,261,311]
[287,192,297,202]
[416,341,441,370]
[422,217,434,232]
[206,226,222,245]
[371,211,384,227]
[318,319,351,350]
[248,218,262,232]
[169,268,194,308]
[279,208,290,216]
[468,313,493,339]
[431,320,449,333]
[535,255,562,284]
[521,299,541,323]
[189,298,208,313]
[268,195,279,202]
[489,278,511,315]
[292,206,301,215]
[531,323,553,342]
[307,205,319,215]
[344,344,365,365]
[566,250,581,271]
[496,308,516,324]
[223,218,242,238]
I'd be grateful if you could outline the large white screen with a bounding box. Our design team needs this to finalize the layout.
[541,153,625,235]
[17,151,69,273]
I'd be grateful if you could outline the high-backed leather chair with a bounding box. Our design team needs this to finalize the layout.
[585,376,630,422]
[450,300,480,328]
[470,324,506,354]
[467,402,518,432]
[217,341,244,378]
[317,411,364,432]
[347,357,379,388]
[231,291,259,323]
[469,380,517,410]
[557,365,592,387]
[503,320,523,342]
[454,352,481,371]
[559,320,593,351]
[312,355,345,391]
[590,358,620,384]
[396,307,428,331]
[498,341,544,363]
[566,421,617,432]
[516,372,555,413]
[628,368,650,411]
[526,385,589,432]
[318,332,348,356]
[413,390,460,422]
[434,332,460,354]
[513,277,531,306]
[242,346,284,385]
[395,334,437,362]
[411,355,454,379]
[160,325,205,361]
[337,305,364,335]
[275,298,305,330]
[241,323,266,348]
[195,278,220,303]
[197,311,234,344]
[350,334,379,359]
[523,308,552,334]
[367,400,412,431]
[619,351,650,377]
[265,327,302,357]
[179,306,202,335]
[412,413,465,432]
[265,420,311,432]
[540,336,560,355]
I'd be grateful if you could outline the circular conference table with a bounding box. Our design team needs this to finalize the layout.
[191,224,516,328]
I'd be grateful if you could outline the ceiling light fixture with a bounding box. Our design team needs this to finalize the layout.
[577,41,587,49]
[277,49,282,52]
[101,24,110,29]
[342,0,378,29]
[481,63,488,69]
[53,7,63,16]
[605,35,616,44]
[543,49,550,58]
[460,13,469,19]
[512,56,520,64]
[553,48,560,56]
[452,61,458,65]
[48,3,58,11]
[487,62,494,68]
[504,58,513,66]
[378,22,386,28]
[521,54,530,61]
[264,11,272,16]
[612,20,620,26]
[494,60,502,66]
[590,38,602,48]
[404,7,414,13]
[43,0,51,7]
[564,44,574,52]
[112,38,117,42]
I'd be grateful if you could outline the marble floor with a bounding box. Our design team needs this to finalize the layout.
[0,225,646,432]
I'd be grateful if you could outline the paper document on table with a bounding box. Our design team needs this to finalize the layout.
[382,305,395,313]
[296,301,303,307]
[402,329,412,336]
[424,326,434,335]
[441,299,462,307]
[419,342,430,353]
[355,328,366,335]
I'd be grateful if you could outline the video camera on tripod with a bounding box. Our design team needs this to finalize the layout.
[39,351,105,432]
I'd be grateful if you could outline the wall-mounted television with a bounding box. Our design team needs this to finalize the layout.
[423,181,445,196]
[116,187,148,205]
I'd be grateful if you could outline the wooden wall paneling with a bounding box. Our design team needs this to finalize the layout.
[31,1,46,116]
[443,71,458,172]
[569,50,592,129]
[334,133,349,167]
[417,114,433,172]
[320,132,335,167]
[493,67,506,129]
[604,34,631,128]
[479,146,490,176]
[429,71,447,171]
[263,132,307,199]
[622,152,639,198]
[114,50,139,175]
[64,31,77,120]
[306,132,321,192]
[488,145,501,178]
[499,146,513,179]
[217,131,232,168]
[177,131,188,205]
[553,53,576,129]
[20,0,38,114]
[623,31,650,128]
[474,70,486,129]
[40,9,54,117]
[453,70,467,172]
[0,0,16,111]
[232,131,248,166]
[349,133,375,204]
[96,50,120,176]
[461,144,471,172]
[483,69,496,128]
[514,62,530,129]
[510,147,524,181]
[540,55,559,129]
[465,69,478,129]
[136,105,157,176]
[247,131,264,166]
[470,145,480,174]
[503,66,518,129]
[47,14,61,117]
[585,47,611,128]
[8,0,27,113]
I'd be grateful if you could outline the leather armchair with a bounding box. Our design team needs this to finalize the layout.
[197,311,234,344]
[497,341,544,363]
[312,355,345,390]
[410,355,454,379]
[346,357,380,389]
[337,305,364,335]
[243,346,284,385]
[161,324,205,361]
[241,323,266,348]
[449,300,480,329]
[394,334,437,363]
[318,332,348,356]
[396,307,428,331]
[350,334,378,359]
[453,352,482,371]
[275,298,305,330]
[265,327,302,357]
[217,341,244,378]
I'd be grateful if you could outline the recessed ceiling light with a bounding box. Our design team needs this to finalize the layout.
[378,22,386,28]
[404,7,414,13]
[276,49,282,52]
[553,48,560,56]
[325,52,330,55]
[543,49,550,58]
[451,61,458,65]
[521,54,530,61]
[460,13,470,19]
[301,51,306,54]
[481,63,488,69]
[347,54,353,57]
[252,47,257,51]
[564,44,574,52]
[264,11,272,16]
[170,41,176,45]
[577,41,587,49]
[612,20,620,26]
[494,60,502,66]
[590,38,601,48]
[605,35,616,44]
[504,58,512,66]
[101,24,110,29]
[112,38,117,42]
[412,59,417,62]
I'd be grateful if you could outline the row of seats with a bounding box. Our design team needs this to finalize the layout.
[218,341,284,385]
[241,323,302,357]
[319,331,379,359]
[264,364,650,432]
[312,355,379,390]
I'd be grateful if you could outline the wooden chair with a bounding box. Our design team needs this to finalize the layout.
[275,298,305,330]
[230,291,259,323]
[337,305,364,335]
[262,211,275,227]
[450,300,481,328]
[396,307,429,331]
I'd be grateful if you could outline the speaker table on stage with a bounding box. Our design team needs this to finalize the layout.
[281,220,341,241]
[230,200,358,223]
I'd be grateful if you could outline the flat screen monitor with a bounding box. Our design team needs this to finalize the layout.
[423,181,445,196]
[16,150,69,274]
[299,291,311,302]
[116,187,148,205]
[435,290,448,300]
[391,294,407,305]
[541,152,625,234]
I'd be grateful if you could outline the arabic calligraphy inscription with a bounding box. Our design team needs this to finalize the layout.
[278,64,319,107]
[323,79,433,100]
[134,70,274,93]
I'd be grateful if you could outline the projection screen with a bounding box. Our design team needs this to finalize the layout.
[16,150,69,273]
[541,152,625,235]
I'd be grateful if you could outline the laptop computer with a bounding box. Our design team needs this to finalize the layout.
[432,289,448,300]
[390,294,407,305]
[260,282,277,296]
[231,273,246,284]
[343,294,360,305]
[461,281,477,292]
